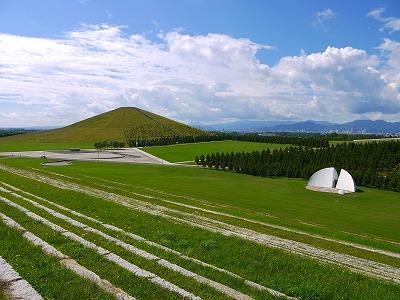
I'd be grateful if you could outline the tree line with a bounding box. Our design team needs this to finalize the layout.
[325,132,394,141]
[195,141,400,192]
[0,129,34,138]
[126,132,329,148]
[94,140,125,150]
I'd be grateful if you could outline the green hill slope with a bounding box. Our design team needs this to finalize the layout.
[0,107,204,150]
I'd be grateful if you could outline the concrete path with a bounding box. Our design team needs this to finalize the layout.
[0,256,42,300]
[0,148,172,165]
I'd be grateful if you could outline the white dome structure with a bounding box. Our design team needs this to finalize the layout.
[336,169,357,193]
[307,167,338,189]
[306,167,356,193]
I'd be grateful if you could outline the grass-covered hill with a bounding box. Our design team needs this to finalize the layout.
[0,107,205,151]
[1,107,204,145]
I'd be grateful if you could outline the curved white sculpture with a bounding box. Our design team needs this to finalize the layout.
[307,167,338,189]
[336,169,357,192]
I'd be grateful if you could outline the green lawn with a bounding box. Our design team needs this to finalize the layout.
[11,157,398,244]
[142,140,292,162]
[1,157,400,299]
[0,216,115,299]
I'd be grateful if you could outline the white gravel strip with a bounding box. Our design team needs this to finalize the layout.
[3,165,400,285]
[4,165,398,285]
[2,187,256,300]
[0,196,200,300]
[11,166,400,262]
[0,214,134,300]
[74,172,400,252]
[73,175,400,261]
[0,256,42,300]
[0,180,296,299]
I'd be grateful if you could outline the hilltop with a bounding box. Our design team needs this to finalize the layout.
[0,107,204,151]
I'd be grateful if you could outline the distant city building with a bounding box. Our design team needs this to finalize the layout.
[307,167,356,194]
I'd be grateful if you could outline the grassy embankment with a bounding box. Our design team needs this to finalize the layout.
[143,140,292,162]
[0,215,115,299]
[0,158,399,298]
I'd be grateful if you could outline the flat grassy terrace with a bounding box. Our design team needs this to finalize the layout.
[142,140,292,162]
[0,140,93,152]
[1,158,400,299]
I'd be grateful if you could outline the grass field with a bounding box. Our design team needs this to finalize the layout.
[142,140,292,162]
[0,157,399,299]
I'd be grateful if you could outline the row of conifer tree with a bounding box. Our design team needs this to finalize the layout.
[195,141,400,192]
[126,132,330,148]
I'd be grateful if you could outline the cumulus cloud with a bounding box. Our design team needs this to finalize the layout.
[0,24,399,127]
[367,7,400,32]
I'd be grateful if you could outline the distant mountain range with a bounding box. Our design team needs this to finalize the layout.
[196,120,400,134]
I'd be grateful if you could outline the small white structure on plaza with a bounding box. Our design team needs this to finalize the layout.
[335,169,357,192]
[307,167,338,189]
[307,167,356,194]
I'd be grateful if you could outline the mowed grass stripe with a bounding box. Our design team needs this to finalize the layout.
[0,213,135,300]
[5,187,299,300]
[2,167,400,299]
[0,184,278,299]
[0,192,263,300]
[0,200,197,300]
[0,256,42,300]
[0,176,281,300]
[81,174,400,257]
[73,172,400,250]
[3,164,400,284]
[0,195,202,300]
[64,174,400,262]
[0,181,288,298]
[0,186,259,300]
[0,218,116,299]
[29,166,400,263]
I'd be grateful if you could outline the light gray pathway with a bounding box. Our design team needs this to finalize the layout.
[0,148,171,165]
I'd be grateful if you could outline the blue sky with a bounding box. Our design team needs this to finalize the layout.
[0,0,399,126]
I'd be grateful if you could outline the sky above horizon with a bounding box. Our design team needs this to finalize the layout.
[0,0,399,127]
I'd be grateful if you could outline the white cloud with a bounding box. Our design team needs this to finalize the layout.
[314,8,336,29]
[316,8,336,20]
[367,7,400,32]
[0,24,399,127]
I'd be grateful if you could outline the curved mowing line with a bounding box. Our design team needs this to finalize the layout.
[0,196,200,300]
[0,213,135,300]
[0,256,43,300]
[44,170,400,250]
[0,180,297,299]
[0,187,255,300]
[27,167,400,260]
[2,164,400,284]
[83,178,400,260]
